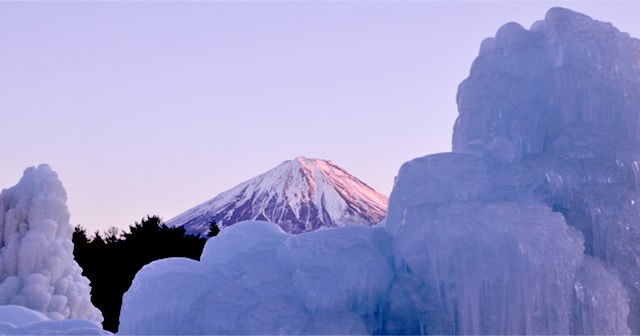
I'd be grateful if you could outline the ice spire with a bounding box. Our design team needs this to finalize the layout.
[0,164,103,322]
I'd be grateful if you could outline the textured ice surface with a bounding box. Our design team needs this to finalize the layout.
[448,6,640,333]
[120,7,639,334]
[454,8,640,157]
[0,165,103,323]
[387,155,631,334]
[0,305,109,335]
[119,221,392,334]
[408,204,581,334]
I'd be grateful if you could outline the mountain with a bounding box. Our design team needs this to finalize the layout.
[166,157,388,235]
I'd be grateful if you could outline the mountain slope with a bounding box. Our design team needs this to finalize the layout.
[167,157,388,234]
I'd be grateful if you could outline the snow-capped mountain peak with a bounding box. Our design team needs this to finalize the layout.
[167,157,388,235]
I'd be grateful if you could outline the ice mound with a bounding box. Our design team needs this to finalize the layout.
[119,221,393,334]
[445,6,640,333]
[0,164,103,323]
[387,154,631,334]
[0,305,109,335]
[120,7,639,334]
[454,7,640,157]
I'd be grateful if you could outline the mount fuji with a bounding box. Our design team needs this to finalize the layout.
[166,157,388,235]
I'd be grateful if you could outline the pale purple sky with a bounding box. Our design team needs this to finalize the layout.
[1,1,639,233]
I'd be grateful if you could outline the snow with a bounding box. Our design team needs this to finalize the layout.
[119,7,640,335]
[0,164,103,323]
[166,156,388,235]
[0,305,109,335]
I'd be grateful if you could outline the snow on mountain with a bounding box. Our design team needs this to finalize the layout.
[166,157,388,235]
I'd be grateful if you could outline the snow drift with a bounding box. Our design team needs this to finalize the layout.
[0,305,108,335]
[119,7,640,334]
[0,164,103,323]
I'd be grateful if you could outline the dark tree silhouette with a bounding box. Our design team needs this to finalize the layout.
[104,226,121,244]
[91,231,105,246]
[72,215,207,332]
[207,219,220,237]
[73,225,89,246]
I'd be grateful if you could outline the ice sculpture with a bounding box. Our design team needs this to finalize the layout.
[443,6,639,333]
[454,7,640,157]
[0,164,103,323]
[119,221,392,334]
[119,7,640,335]
[387,155,631,334]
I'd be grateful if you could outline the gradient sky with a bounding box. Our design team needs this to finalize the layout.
[1,1,639,233]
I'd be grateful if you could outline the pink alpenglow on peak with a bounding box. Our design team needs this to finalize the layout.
[167,157,388,235]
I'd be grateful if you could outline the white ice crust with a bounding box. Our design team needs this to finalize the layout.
[0,305,108,335]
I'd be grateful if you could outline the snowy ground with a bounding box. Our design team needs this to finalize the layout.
[0,305,108,335]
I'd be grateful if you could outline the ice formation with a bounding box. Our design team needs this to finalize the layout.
[0,164,103,323]
[120,221,392,334]
[0,305,109,335]
[119,7,640,334]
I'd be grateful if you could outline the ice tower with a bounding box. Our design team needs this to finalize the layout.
[388,7,640,334]
[0,164,103,323]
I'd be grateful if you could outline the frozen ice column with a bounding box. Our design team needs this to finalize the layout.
[0,164,103,323]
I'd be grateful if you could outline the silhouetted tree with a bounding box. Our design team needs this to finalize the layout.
[104,226,122,244]
[72,215,207,333]
[90,231,105,246]
[73,225,89,245]
[207,220,220,237]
